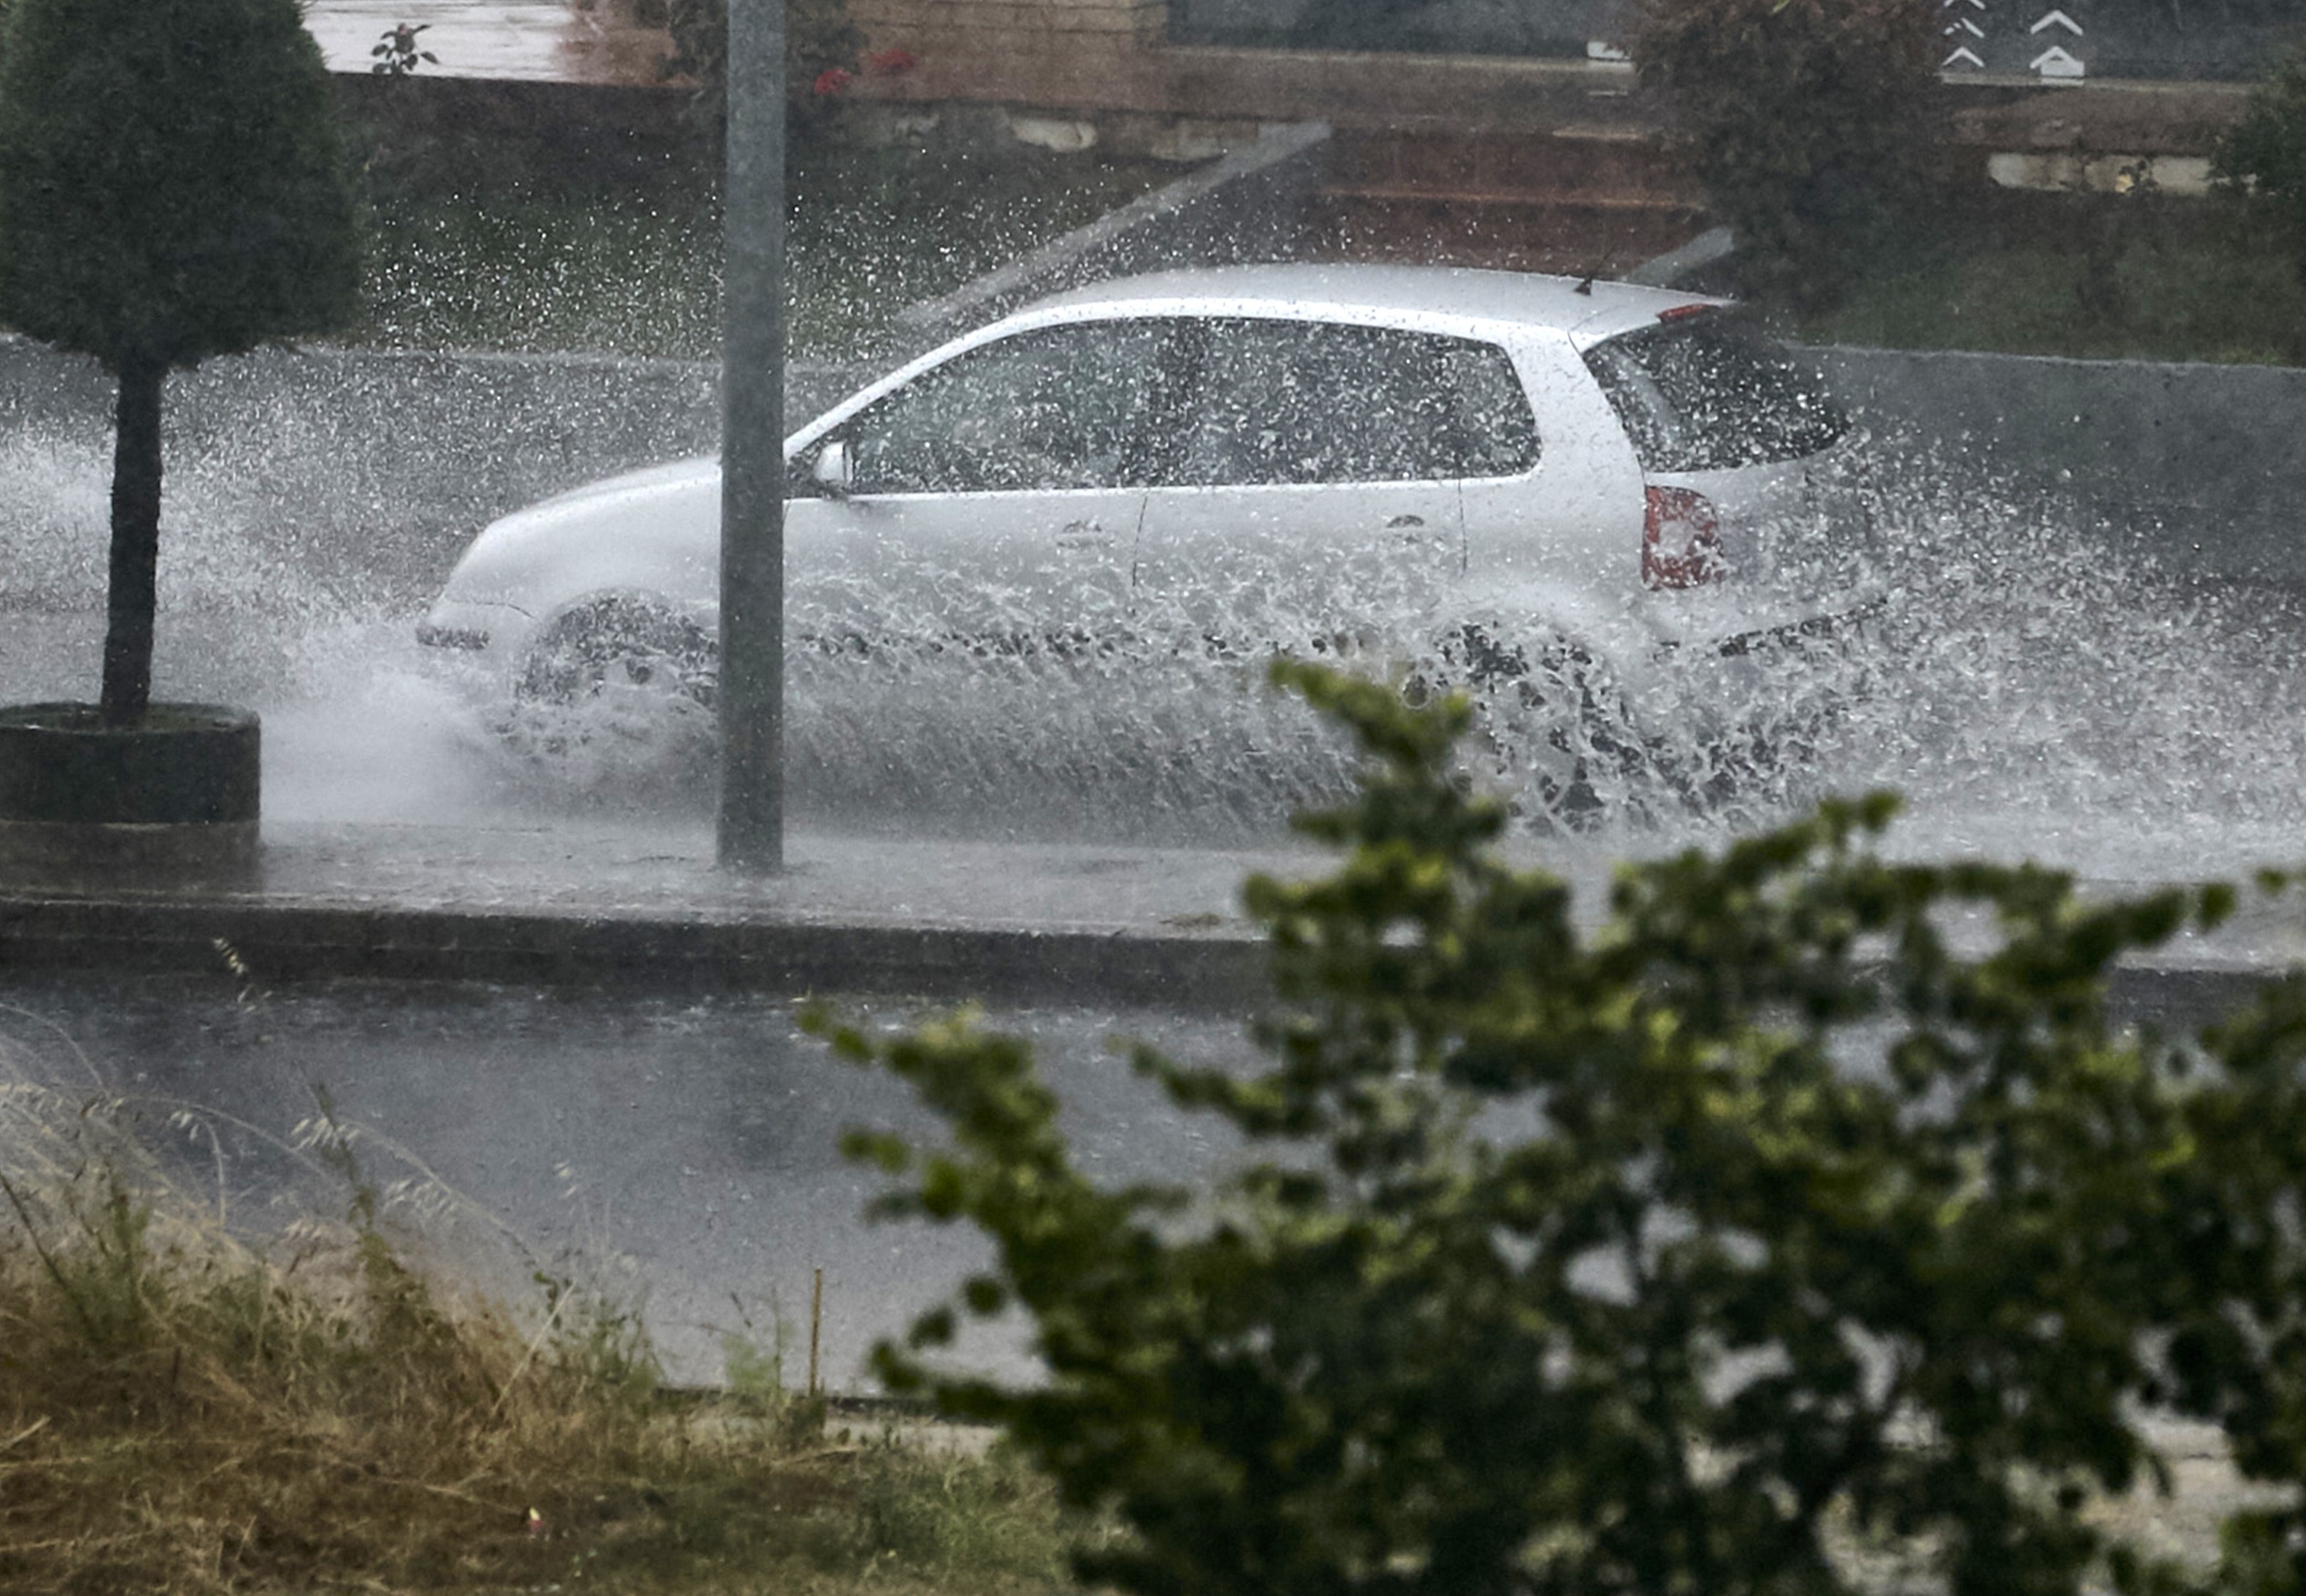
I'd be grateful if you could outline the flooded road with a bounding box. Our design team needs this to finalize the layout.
[0,973,1255,1388]
[0,961,2248,1392]
[10,451,2306,876]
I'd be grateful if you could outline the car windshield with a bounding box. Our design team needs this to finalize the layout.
[1582,315,1848,472]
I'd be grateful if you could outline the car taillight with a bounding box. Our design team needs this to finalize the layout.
[1643,486,1724,588]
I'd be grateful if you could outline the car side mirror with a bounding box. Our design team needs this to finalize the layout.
[812,439,854,498]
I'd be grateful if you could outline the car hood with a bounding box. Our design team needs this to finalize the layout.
[524,456,723,513]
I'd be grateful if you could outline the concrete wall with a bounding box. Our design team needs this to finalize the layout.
[1822,347,2306,584]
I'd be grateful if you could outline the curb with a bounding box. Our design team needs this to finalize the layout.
[0,891,2288,1027]
[0,894,1272,1011]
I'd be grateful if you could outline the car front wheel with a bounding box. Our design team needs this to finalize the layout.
[502,597,721,784]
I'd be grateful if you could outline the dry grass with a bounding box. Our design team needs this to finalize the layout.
[0,1030,1074,1596]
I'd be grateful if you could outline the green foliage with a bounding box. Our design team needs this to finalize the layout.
[1803,185,2306,367]
[822,660,2306,1596]
[369,20,438,76]
[1630,0,1945,312]
[0,0,360,374]
[2214,32,2306,282]
[0,1160,154,1358]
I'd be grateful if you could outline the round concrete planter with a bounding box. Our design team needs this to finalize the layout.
[0,702,259,883]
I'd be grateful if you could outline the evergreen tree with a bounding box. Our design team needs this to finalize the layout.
[0,0,360,723]
[1631,0,1944,313]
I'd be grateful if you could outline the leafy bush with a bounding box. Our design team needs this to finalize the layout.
[0,0,359,721]
[2215,33,2306,282]
[1629,0,1945,312]
[824,660,2306,1596]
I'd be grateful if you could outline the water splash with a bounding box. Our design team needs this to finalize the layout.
[1806,472,2306,877]
[5,418,2304,876]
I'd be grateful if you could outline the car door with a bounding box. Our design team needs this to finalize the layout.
[1130,316,1479,663]
[785,317,1185,661]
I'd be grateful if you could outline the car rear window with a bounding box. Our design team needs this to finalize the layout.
[1582,317,1848,472]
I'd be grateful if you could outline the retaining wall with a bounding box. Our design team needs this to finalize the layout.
[1822,347,2306,585]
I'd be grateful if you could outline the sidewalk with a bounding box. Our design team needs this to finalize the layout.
[304,0,672,85]
[2,814,2301,1019]
[0,819,1313,1009]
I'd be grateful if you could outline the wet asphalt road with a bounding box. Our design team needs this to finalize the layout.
[0,965,2255,1392]
[0,971,1255,1389]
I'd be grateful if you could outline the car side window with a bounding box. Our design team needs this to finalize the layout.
[837,320,1183,495]
[1176,321,1539,487]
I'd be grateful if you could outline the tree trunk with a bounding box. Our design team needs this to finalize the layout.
[100,354,166,726]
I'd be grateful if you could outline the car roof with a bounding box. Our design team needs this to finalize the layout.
[1026,263,1725,348]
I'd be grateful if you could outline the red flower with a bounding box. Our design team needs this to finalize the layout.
[812,67,854,96]
[865,47,917,75]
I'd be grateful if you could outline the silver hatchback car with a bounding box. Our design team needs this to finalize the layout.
[418,264,1875,819]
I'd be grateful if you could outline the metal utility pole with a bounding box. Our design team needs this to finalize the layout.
[717,0,787,871]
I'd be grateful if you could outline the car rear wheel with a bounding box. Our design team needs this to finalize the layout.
[1416,625,1670,832]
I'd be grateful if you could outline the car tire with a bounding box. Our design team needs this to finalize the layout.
[516,597,720,713]
[1420,625,1664,833]
[504,598,721,780]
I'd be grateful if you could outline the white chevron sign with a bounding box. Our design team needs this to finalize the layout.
[2031,8,2083,33]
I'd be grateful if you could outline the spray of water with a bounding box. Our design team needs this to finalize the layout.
[1805,469,2306,877]
[5,419,2301,876]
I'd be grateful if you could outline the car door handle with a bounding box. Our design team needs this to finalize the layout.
[1387,514,1426,528]
[1054,519,1116,550]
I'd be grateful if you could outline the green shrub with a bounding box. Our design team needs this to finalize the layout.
[1629,0,1945,312]
[2214,33,2306,282]
[0,0,359,722]
[822,660,2306,1596]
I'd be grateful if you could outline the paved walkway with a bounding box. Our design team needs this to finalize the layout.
[0,819,1315,1008]
[304,0,672,84]
[3,813,2301,1017]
